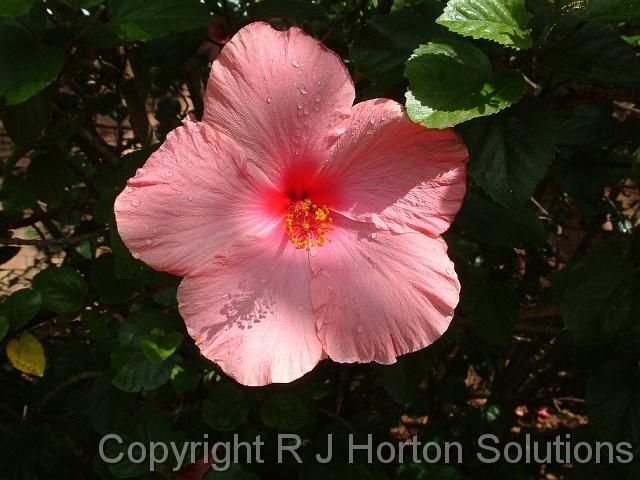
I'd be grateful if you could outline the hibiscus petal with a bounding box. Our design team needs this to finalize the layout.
[177,233,323,386]
[310,215,459,364]
[321,99,468,236]
[203,22,354,190]
[114,118,283,276]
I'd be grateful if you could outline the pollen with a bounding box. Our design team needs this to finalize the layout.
[286,198,333,250]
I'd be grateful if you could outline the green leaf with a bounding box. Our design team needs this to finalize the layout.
[59,0,103,7]
[456,192,546,247]
[0,90,51,145]
[559,250,634,348]
[460,268,519,347]
[105,407,185,476]
[0,176,37,215]
[397,464,461,480]
[481,403,502,422]
[350,6,437,86]
[90,252,141,304]
[381,352,428,404]
[26,149,74,207]
[437,0,532,49]
[0,316,8,342]
[0,244,20,266]
[261,393,309,430]
[147,27,208,67]
[170,364,201,393]
[89,375,137,433]
[557,104,617,150]
[463,101,559,206]
[32,267,88,314]
[0,0,32,17]
[551,151,613,217]
[110,228,144,280]
[247,0,325,20]
[111,348,172,392]
[579,0,640,21]
[152,286,178,307]
[107,0,209,42]
[0,25,64,104]
[404,39,525,128]
[139,330,183,362]
[586,361,640,443]
[541,18,640,88]
[82,310,111,341]
[202,382,250,431]
[204,465,261,480]
[0,289,41,330]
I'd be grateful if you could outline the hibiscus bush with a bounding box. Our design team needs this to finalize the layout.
[1,0,640,479]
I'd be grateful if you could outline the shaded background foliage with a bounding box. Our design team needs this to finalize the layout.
[0,0,639,478]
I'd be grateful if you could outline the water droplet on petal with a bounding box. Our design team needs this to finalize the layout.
[370,232,377,240]
[297,102,304,109]
[300,86,308,95]
[126,186,133,193]
[446,266,454,275]
[303,106,309,115]
[315,95,321,102]
[145,239,153,245]
[132,252,141,259]
[369,118,375,124]
[356,323,364,333]
[266,96,272,103]
[314,105,320,112]
[131,198,140,207]
[291,60,300,68]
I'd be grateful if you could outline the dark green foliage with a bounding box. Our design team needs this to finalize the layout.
[0,0,639,478]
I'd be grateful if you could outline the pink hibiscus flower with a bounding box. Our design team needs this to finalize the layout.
[114,22,468,386]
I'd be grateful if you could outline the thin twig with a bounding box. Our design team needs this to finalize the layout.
[0,230,107,247]
[317,407,364,441]
[39,371,102,410]
[514,323,564,335]
[75,127,120,168]
[121,56,157,146]
[184,69,205,120]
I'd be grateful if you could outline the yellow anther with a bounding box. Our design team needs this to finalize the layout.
[285,198,333,250]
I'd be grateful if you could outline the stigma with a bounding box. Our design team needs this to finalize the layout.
[285,198,333,250]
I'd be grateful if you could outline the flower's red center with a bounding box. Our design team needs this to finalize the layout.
[285,198,333,250]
